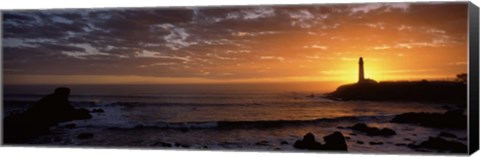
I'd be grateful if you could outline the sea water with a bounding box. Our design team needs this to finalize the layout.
[2,84,467,153]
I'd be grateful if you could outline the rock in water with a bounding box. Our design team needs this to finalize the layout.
[28,87,92,124]
[323,131,348,151]
[3,87,93,143]
[293,133,322,150]
[293,132,348,151]
[438,132,457,138]
[349,123,396,136]
[369,142,384,145]
[77,133,94,139]
[91,109,105,113]
[391,109,466,129]
[64,123,77,129]
[408,136,467,153]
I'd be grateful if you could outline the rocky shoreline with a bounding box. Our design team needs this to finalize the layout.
[326,80,467,106]
[3,87,93,143]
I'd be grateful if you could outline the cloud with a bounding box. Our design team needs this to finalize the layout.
[260,56,285,62]
[241,7,276,20]
[365,22,386,30]
[303,44,328,50]
[1,3,467,81]
[289,10,315,28]
[163,26,195,50]
[372,45,390,50]
[138,62,176,68]
[350,3,409,14]
[231,31,279,37]
[135,50,191,62]
[206,53,238,60]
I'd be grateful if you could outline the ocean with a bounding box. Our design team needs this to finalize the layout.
[2,84,467,153]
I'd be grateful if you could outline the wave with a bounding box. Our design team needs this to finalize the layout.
[104,116,365,130]
[5,93,279,99]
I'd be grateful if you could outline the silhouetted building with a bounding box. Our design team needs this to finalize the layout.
[358,57,364,82]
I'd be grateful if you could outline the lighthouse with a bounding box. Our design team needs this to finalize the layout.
[358,57,364,82]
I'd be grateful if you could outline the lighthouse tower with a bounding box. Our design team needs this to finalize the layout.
[358,57,365,82]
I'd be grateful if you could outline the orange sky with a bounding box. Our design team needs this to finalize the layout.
[3,2,468,88]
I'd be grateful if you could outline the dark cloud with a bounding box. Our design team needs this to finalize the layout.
[2,2,468,79]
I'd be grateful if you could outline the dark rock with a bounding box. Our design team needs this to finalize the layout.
[293,132,348,151]
[76,133,94,139]
[323,131,348,151]
[391,109,466,129]
[280,141,289,145]
[64,123,76,129]
[408,136,467,153]
[369,142,384,145]
[3,113,51,143]
[91,108,105,113]
[345,136,351,140]
[293,133,322,150]
[349,133,357,136]
[152,142,172,147]
[395,143,407,146]
[404,138,412,141]
[438,132,457,138]
[327,80,467,105]
[255,140,269,146]
[52,137,63,142]
[337,126,345,129]
[357,141,364,144]
[175,143,190,148]
[180,128,189,132]
[3,87,93,143]
[349,123,396,136]
[273,148,282,151]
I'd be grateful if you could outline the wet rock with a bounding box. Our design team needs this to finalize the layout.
[91,109,105,113]
[323,131,348,151]
[327,80,467,105]
[152,142,172,147]
[64,123,76,129]
[395,143,407,146]
[280,141,289,145]
[255,140,269,146]
[369,142,384,145]
[391,109,466,129]
[76,133,94,139]
[273,148,282,151]
[52,137,63,142]
[349,123,396,136]
[438,132,457,138]
[175,143,190,148]
[356,141,364,144]
[404,138,412,141]
[408,136,467,153]
[293,133,322,150]
[293,132,348,151]
[3,87,92,143]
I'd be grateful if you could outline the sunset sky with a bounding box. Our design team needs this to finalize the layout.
[2,2,468,87]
